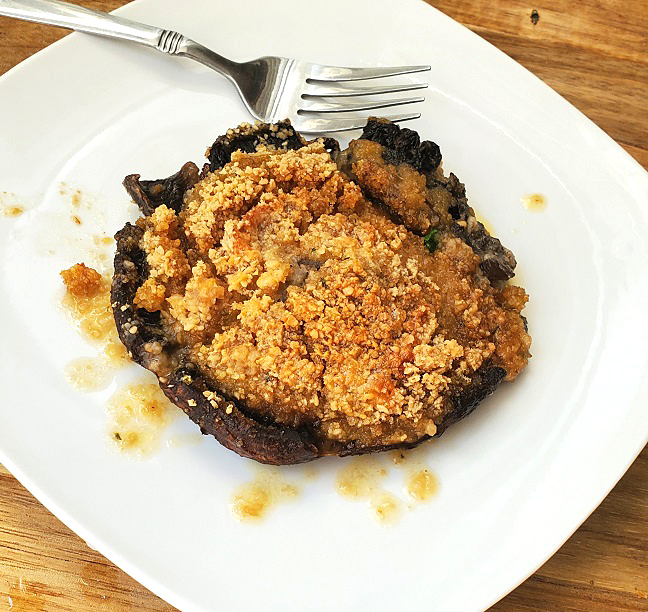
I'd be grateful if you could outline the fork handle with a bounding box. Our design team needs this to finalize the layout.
[0,0,164,46]
[0,0,239,75]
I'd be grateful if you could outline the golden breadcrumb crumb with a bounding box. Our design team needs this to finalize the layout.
[60,262,103,298]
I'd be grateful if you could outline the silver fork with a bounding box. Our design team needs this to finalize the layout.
[0,0,430,133]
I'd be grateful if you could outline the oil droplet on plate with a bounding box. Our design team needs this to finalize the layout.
[61,270,132,392]
[231,466,300,522]
[71,189,82,207]
[64,357,112,392]
[370,491,401,525]
[103,331,131,366]
[405,469,439,502]
[1,192,25,217]
[60,268,131,377]
[389,447,441,505]
[106,382,179,457]
[521,193,547,211]
[61,277,114,344]
[2,206,24,217]
[335,456,401,526]
[336,456,388,498]
[166,433,204,448]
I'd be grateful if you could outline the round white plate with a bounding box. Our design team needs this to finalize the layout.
[1,0,647,610]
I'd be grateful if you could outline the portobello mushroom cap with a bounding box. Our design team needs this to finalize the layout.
[112,119,516,464]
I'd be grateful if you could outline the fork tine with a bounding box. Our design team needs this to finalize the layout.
[308,64,430,82]
[294,113,421,134]
[303,81,428,98]
[299,96,424,114]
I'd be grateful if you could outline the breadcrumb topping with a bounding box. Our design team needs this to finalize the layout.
[61,262,103,298]
[132,142,530,446]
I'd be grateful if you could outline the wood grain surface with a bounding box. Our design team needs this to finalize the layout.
[1,1,647,610]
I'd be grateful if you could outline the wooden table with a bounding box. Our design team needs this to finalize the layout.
[1,1,646,609]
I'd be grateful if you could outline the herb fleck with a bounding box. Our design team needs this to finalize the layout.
[424,228,438,253]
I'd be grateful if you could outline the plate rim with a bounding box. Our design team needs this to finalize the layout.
[0,1,647,611]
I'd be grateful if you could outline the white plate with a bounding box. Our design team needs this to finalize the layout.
[1,0,647,610]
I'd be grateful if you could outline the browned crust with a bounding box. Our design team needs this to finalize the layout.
[111,119,515,464]
[112,210,506,463]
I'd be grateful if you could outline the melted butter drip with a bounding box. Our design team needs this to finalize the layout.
[336,456,387,497]
[303,466,319,481]
[390,448,441,504]
[2,206,24,217]
[61,279,113,343]
[335,456,401,525]
[62,274,132,391]
[231,466,300,521]
[166,433,204,448]
[64,357,112,392]
[103,329,131,366]
[370,491,401,524]
[90,231,115,262]
[106,383,179,457]
[1,192,25,217]
[69,187,81,205]
[405,469,439,501]
[521,193,547,211]
[334,448,442,514]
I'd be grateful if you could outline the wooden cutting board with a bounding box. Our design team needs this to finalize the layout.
[1,1,646,610]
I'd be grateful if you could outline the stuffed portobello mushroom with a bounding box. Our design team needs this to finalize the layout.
[111,118,531,464]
